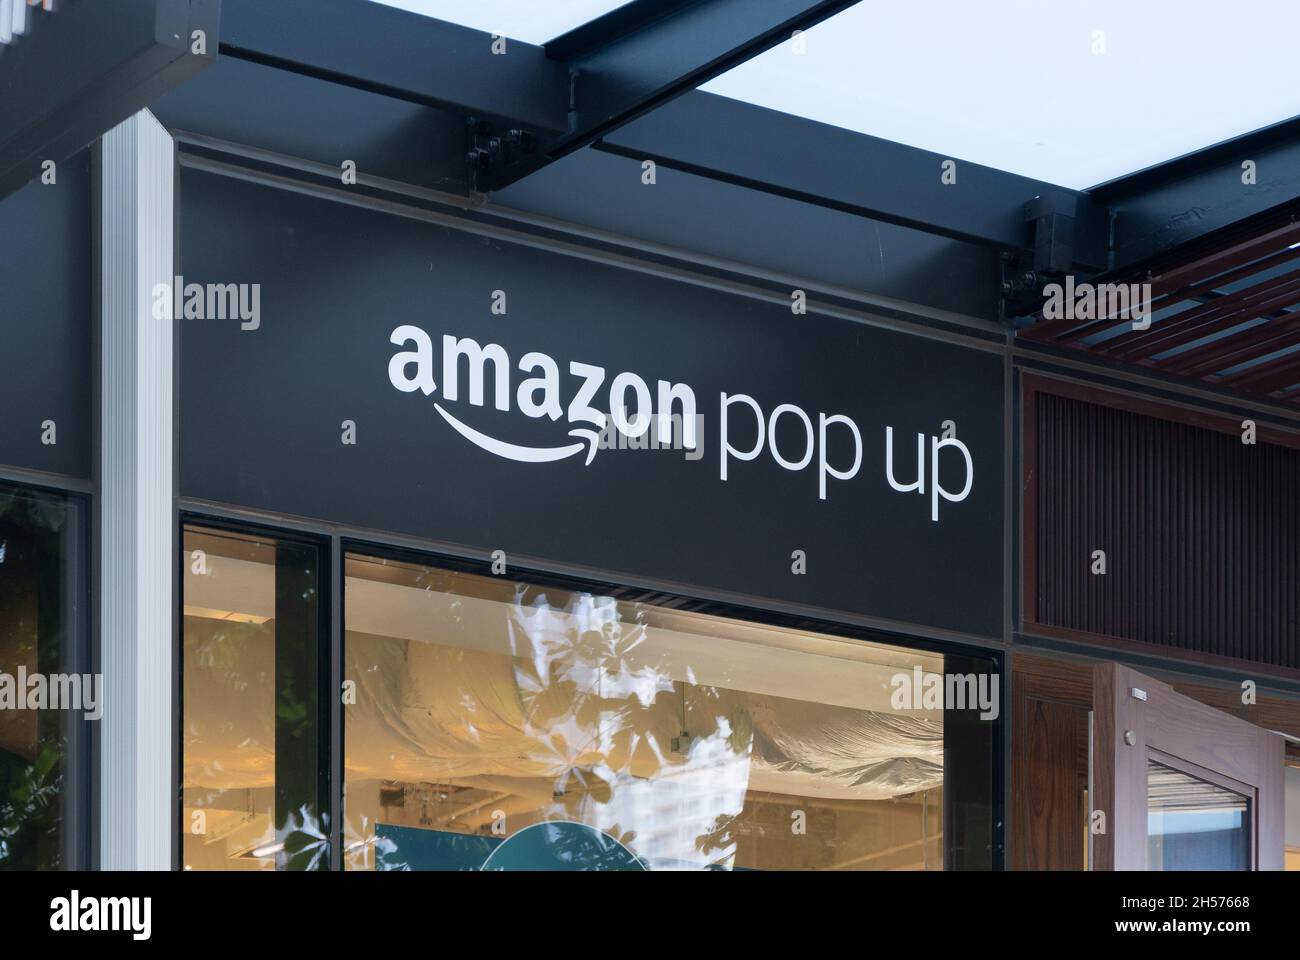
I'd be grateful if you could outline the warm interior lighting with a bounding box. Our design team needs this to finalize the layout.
[339,560,960,871]
[183,604,271,626]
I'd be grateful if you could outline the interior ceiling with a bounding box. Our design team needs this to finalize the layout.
[1021,213,1300,406]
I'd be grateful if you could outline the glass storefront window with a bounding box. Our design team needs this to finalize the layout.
[0,482,88,870]
[181,525,327,870]
[343,555,998,871]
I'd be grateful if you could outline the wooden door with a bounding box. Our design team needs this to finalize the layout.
[1092,662,1285,870]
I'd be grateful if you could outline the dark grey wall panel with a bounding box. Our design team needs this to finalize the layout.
[0,149,92,479]
[1035,392,1299,668]
[179,168,1006,637]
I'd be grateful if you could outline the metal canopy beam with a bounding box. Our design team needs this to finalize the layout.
[0,0,219,201]
[209,1,1300,283]
[10,0,1293,296]
[599,91,1107,262]
[1092,115,1300,273]
[151,55,1004,323]
[212,0,1095,264]
[217,0,571,137]
[217,0,862,192]
[487,0,863,187]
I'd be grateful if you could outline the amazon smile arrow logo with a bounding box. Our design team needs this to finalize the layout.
[389,326,698,467]
[434,403,601,465]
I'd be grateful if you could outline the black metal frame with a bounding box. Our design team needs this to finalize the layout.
[61,485,94,872]
[597,92,1107,261]
[489,0,864,189]
[1092,114,1300,272]
[216,0,865,192]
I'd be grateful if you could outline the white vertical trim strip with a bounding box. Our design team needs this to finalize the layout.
[100,109,175,871]
[1,1,14,46]
[11,0,25,38]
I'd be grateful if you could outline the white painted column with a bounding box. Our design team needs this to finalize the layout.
[99,109,174,870]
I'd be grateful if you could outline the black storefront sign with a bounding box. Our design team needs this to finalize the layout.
[179,169,1005,637]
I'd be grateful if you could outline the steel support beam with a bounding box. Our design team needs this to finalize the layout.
[209,0,1099,265]
[151,55,1004,323]
[1092,115,1300,273]
[18,0,1294,307]
[219,0,864,192]
[217,0,570,137]
[487,0,863,187]
[207,2,1300,317]
[0,0,219,201]
[600,91,1108,263]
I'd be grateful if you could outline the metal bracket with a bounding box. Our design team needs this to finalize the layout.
[465,117,540,193]
[1001,191,1097,324]
[1026,191,1079,275]
[999,251,1045,326]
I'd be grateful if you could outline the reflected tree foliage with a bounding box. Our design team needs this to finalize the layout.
[0,486,74,870]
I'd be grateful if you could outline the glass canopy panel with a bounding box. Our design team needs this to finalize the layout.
[702,0,1300,190]
[366,0,632,45]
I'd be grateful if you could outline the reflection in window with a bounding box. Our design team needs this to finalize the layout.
[343,557,993,871]
[1147,760,1251,871]
[0,483,86,870]
[182,526,326,870]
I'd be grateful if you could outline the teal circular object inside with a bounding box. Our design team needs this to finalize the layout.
[481,821,646,871]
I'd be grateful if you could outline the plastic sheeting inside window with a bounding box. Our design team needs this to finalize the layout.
[341,557,957,871]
